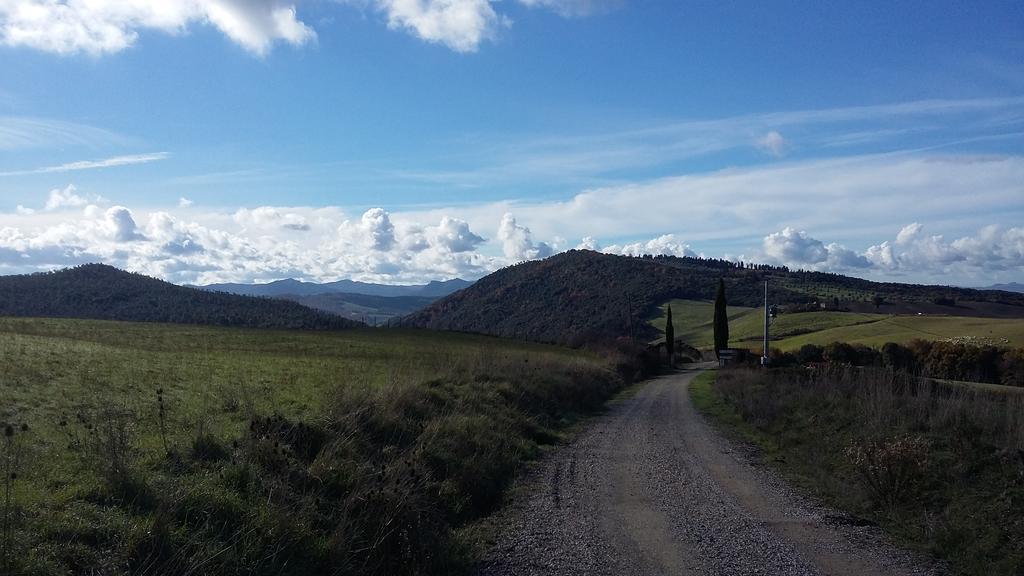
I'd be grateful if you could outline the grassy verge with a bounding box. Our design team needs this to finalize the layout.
[691,367,1024,575]
[0,318,647,576]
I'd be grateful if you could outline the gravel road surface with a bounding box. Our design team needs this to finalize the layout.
[477,368,944,576]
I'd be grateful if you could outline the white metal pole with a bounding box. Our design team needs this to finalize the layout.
[762,280,769,367]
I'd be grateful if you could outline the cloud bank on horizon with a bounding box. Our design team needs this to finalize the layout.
[1,155,1022,287]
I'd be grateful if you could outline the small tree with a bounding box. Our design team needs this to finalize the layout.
[665,305,675,367]
[714,279,729,358]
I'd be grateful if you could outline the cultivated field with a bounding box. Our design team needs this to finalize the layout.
[0,318,624,575]
[651,299,1024,351]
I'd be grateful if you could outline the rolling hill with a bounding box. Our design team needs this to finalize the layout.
[0,264,360,330]
[407,250,1024,346]
[983,282,1024,294]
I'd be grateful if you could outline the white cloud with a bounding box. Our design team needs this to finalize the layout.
[358,207,396,250]
[0,0,315,56]
[373,0,504,53]
[497,213,552,260]
[103,206,144,242]
[178,197,194,208]
[757,223,1024,280]
[429,216,484,252]
[341,0,618,52]
[234,206,311,231]
[43,184,104,211]
[755,130,786,157]
[602,234,696,258]
[0,0,616,56]
[761,227,869,270]
[577,235,600,250]
[866,223,1024,275]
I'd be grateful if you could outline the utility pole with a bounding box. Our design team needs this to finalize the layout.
[761,280,770,367]
[625,293,634,342]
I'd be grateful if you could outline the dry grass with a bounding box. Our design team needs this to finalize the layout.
[702,367,1024,575]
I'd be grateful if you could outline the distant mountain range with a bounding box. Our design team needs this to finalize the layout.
[982,282,1024,293]
[0,264,360,330]
[195,277,474,324]
[407,250,1024,345]
[196,277,473,298]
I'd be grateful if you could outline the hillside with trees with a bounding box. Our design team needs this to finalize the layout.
[280,292,436,324]
[0,264,360,330]
[407,250,1024,346]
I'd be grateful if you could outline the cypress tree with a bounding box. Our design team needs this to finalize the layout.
[714,279,729,358]
[665,305,675,367]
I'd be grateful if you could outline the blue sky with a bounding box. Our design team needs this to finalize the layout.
[1,0,1023,285]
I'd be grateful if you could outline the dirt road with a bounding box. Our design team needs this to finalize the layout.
[477,368,942,576]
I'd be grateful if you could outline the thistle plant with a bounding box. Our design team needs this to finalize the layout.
[1,422,28,574]
[157,388,170,456]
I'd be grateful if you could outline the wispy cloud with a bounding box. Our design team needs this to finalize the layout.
[367,96,1024,192]
[0,116,128,150]
[0,152,169,177]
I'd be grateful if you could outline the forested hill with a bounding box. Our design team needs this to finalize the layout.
[406,250,1024,345]
[0,264,361,330]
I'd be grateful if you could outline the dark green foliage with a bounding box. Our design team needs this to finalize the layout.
[713,278,729,357]
[876,340,1021,385]
[664,305,675,365]
[0,264,360,330]
[190,433,229,462]
[792,339,1024,387]
[796,343,824,364]
[407,250,1024,347]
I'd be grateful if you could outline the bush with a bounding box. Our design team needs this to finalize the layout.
[844,435,929,509]
[795,343,824,364]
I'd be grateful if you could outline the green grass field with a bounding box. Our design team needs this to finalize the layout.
[772,315,1024,350]
[0,317,620,575]
[0,317,582,447]
[650,299,885,348]
[650,299,1024,351]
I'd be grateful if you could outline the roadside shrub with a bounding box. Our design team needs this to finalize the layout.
[795,343,824,364]
[769,348,798,367]
[709,366,1024,575]
[844,435,929,509]
[190,433,229,462]
[70,404,150,504]
[1001,349,1024,388]
[823,341,858,365]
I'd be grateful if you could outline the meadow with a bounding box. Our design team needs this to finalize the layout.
[0,318,632,575]
[650,299,1024,351]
